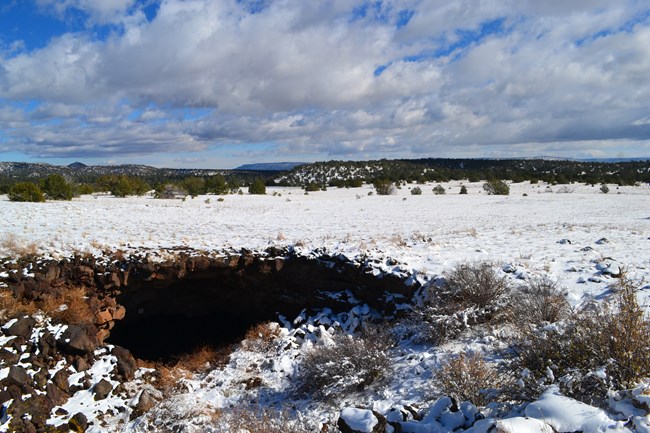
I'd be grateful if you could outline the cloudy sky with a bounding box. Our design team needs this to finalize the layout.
[0,0,649,168]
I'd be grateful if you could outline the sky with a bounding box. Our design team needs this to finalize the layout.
[0,0,649,169]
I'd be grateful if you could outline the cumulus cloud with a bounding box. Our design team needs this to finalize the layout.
[0,0,649,164]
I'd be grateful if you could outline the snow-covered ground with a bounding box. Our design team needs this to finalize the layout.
[2,181,649,308]
[1,181,650,432]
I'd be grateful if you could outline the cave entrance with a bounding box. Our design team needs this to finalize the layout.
[107,254,416,362]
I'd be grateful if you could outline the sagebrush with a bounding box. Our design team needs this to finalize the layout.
[296,325,393,402]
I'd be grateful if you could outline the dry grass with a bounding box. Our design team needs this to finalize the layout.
[0,233,39,258]
[1,285,95,325]
[435,352,502,406]
[40,286,95,325]
[242,322,281,353]
[138,345,232,396]
[175,344,231,373]
[0,289,38,320]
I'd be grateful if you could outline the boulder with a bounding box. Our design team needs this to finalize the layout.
[112,305,126,321]
[5,316,36,338]
[130,389,158,420]
[0,348,19,364]
[46,382,69,406]
[2,366,33,389]
[95,309,113,325]
[52,369,70,393]
[96,328,111,345]
[37,330,57,359]
[93,379,113,400]
[111,346,138,381]
[58,325,98,356]
[69,412,88,432]
[74,356,90,372]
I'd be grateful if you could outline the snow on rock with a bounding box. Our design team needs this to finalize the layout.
[339,408,380,433]
[525,386,632,433]
[470,417,555,433]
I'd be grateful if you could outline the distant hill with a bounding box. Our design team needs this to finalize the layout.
[236,162,306,171]
[0,162,247,185]
[67,162,88,169]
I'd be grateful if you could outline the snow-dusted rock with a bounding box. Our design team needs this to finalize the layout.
[4,316,36,338]
[470,417,555,433]
[525,386,632,433]
[338,408,387,433]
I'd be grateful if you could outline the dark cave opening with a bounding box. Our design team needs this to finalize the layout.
[107,255,416,362]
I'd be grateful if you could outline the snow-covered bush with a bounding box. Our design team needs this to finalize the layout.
[435,352,503,406]
[373,179,395,195]
[510,277,570,327]
[432,184,446,195]
[482,180,510,195]
[296,326,393,402]
[410,186,422,195]
[213,406,319,433]
[445,262,511,309]
[397,263,511,345]
[459,185,468,194]
[513,276,650,404]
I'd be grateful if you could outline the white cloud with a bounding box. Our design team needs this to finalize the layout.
[0,0,649,164]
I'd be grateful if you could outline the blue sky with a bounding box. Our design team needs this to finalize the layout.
[0,0,649,168]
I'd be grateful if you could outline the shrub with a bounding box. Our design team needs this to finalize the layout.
[304,182,321,192]
[445,262,510,308]
[205,174,229,195]
[397,263,511,345]
[175,344,230,373]
[483,180,510,195]
[373,178,395,195]
[77,184,94,195]
[346,178,363,188]
[181,177,206,198]
[514,275,650,401]
[511,277,570,327]
[213,406,317,433]
[8,182,45,202]
[600,183,610,194]
[410,186,422,195]
[41,174,73,200]
[432,184,446,195]
[435,352,502,406]
[459,185,468,194]
[242,322,281,353]
[248,179,266,195]
[296,326,393,401]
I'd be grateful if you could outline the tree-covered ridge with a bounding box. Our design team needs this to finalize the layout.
[279,158,650,186]
[1,158,649,197]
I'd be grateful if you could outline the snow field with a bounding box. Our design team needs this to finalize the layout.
[1,180,650,432]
